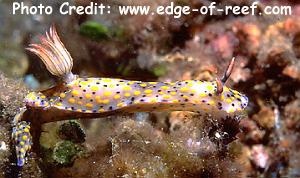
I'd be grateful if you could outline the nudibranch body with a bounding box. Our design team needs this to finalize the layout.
[12,26,248,167]
[25,78,247,117]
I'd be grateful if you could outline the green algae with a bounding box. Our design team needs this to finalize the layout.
[151,64,168,77]
[58,120,86,143]
[40,121,86,166]
[52,141,83,165]
[79,21,109,40]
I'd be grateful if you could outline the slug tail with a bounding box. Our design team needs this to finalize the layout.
[12,121,32,167]
[26,25,73,78]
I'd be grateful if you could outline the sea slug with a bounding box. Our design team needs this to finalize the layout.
[12,26,248,167]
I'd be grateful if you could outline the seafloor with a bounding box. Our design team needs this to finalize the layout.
[0,0,300,177]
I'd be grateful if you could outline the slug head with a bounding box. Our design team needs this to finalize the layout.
[216,86,248,114]
[212,57,248,115]
[196,82,248,116]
